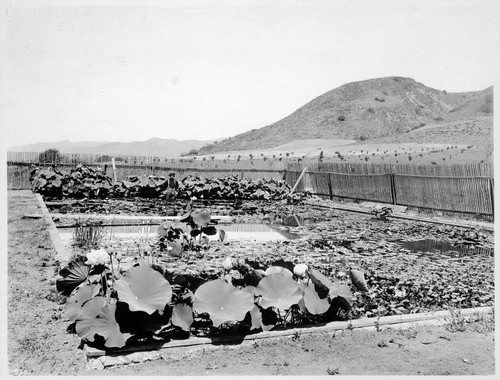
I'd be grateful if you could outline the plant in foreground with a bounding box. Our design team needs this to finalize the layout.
[56,251,363,349]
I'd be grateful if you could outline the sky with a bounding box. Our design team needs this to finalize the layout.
[1,0,500,146]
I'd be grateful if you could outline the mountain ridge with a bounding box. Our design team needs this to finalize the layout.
[198,76,493,154]
[8,138,217,158]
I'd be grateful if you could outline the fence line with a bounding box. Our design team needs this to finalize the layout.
[8,151,492,176]
[6,151,494,216]
[296,169,494,216]
[288,161,493,177]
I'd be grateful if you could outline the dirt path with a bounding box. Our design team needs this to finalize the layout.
[98,324,495,376]
[5,190,495,375]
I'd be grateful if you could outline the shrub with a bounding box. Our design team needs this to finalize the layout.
[39,148,61,163]
[337,115,346,122]
[367,107,375,113]
[318,151,324,163]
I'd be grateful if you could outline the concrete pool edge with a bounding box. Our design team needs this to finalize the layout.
[83,306,494,369]
[35,193,73,265]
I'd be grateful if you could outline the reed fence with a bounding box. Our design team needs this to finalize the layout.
[6,151,494,216]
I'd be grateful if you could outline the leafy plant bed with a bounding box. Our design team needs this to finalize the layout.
[30,165,308,203]
[52,199,494,354]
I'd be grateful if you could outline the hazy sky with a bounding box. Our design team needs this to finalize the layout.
[2,0,499,146]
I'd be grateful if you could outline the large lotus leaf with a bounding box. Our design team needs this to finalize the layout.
[308,268,335,293]
[192,210,211,227]
[350,269,369,292]
[114,264,172,315]
[75,297,132,348]
[265,266,293,278]
[255,273,302,311]
[56,257,92,296]
[297,297,307,313]
[248,305,262,331]
[193,279,254,327]
[172,304,194,331]
[303,284,330,315]
[65,282,101,321]
[329,283,354,308]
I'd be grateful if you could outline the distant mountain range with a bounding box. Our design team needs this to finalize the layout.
[198,76,493,154]
[8,138,216,158]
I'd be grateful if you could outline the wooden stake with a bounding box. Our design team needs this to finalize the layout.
[111,157,117,182]
[290,167,307,195]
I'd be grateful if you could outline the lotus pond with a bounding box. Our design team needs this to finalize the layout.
[50,196,495,352]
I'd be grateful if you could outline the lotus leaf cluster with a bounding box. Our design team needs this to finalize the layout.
[57,250,362,350]
[178,175,293,201]
[30,166,306,202]
[30,165,114,199]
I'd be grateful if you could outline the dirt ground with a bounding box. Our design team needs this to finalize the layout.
[5,190,496,376]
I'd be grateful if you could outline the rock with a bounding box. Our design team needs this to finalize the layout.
[86,359,104,370]
[102,355,131,368]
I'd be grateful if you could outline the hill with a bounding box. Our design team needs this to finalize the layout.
[8,138,216,158]
[198,77,493,154]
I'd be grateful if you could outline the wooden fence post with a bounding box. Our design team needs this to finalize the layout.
[112,157,117,182]
[390,173,397,205]
[489,178,494,216]
[327,172,333,200]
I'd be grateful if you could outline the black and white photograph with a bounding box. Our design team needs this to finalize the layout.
[1,0,498,376]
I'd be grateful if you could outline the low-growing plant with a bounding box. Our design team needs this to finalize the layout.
[371,207,393,220]
[445,309,467,332]
[72,219,107,249]
[155,210,218,256]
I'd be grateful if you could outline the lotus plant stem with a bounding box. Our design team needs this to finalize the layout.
[284,308,292,325]
[109,252,115,289]
[100,273,107,301]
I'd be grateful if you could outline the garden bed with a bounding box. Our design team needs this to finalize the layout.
[8,190,495,375]
[40,194,495,356]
